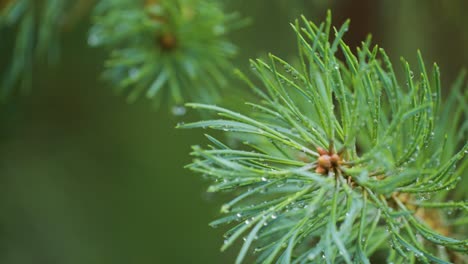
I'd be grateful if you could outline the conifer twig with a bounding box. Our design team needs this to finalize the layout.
[180,11,468,263]
[88,0,247,112]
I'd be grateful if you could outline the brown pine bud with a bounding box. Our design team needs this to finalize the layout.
[330,153,340,166]
[315,166,327,174]
[159,33,177,51]
[317,147,328,156]
[318,155,331,169]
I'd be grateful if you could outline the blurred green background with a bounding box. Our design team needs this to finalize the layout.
[0,0,467,263]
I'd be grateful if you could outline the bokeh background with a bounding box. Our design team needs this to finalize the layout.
[0,0,467,263]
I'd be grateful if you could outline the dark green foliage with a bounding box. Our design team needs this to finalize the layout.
[180,12,468,263]
[88,0,245,110]
[0,0,72,100]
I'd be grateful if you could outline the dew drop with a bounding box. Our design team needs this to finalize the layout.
[129,68,140,80]
[87,33,102,46]
[172,105,186,116]
[221,204,231,213]
[213,25,225,35]
[307,252,316,260]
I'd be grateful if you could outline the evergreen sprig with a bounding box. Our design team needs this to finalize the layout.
[88,0,245,111]
[179,12,468,263]
[0,0,72,100]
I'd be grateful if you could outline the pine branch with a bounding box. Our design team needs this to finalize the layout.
[88,0,246,112]
[0,0,73,100]
[180,11,468,263]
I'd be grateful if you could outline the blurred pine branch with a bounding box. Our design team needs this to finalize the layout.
[88,0,247,112]
[0,0,73,100]
[180,11,468,264]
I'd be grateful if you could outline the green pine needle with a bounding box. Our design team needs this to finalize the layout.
[0,0,71,100]
[89,0,246,110]
[180,11,468,263]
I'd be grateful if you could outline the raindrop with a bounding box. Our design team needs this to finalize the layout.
[172,105,187,116]
[129,68,140,80]
[276,181,285,188]
[221,204,231,213]
[213,25,225,35]
[417,193,430,201]
[88,33,102,46]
